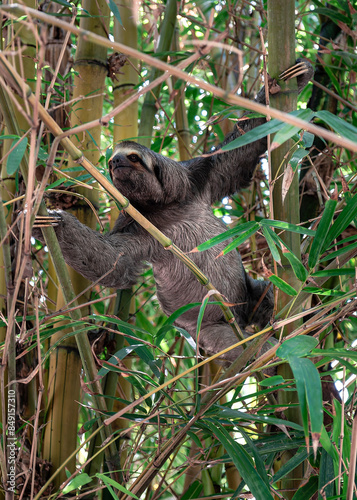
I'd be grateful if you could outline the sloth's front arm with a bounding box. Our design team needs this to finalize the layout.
[35,211,149,288]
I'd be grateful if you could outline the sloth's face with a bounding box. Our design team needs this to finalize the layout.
[108,143,164,205]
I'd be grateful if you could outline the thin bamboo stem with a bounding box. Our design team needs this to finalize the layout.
[137,0,177,146]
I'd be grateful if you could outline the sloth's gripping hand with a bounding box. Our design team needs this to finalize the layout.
[32,211,63,243]
[32,210,149,288]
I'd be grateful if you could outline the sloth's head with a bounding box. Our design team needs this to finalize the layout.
[108,141,164,206]
[108,141,190,208]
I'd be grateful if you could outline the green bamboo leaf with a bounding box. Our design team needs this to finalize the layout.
[96,473,140,499]
[186,430,203,448]
[276,337,318,359]
[0,134,20,140]
[324,193,357,250]
[180,480,203,500]
[282,249,308,283]
[262,226,281,263]
[268,274,297,296]
[272,109,314,147]
[240,429,270,490]
[125,336,161,377]
[311,268,355,277]
[262,226,308,281]
[320,240,357,262]
[316,109,357,142]
[289,356,323,437]
[319,426,339,460]
[318,449,336,498]
[62,473,92,493]
[303,286,345,296]
[259,375,286,387]
[260,219,315,236]
[312,8,350,23]
[6,137,28,175]
[311,348,357,361]
[308,199,337,269]
[221,109,315,151]
[221,118,284,150]
[98,344,145,376]
[216,407,303,431]
[289,147,309,172]
[302,131,314,148]
[206,422,275,500]
[325,234,357,250]
[221,223,260,255]
[160,302,201,325]
[195,221,258,252]
[291,475,318,500]
[272,447,309,484]
[196,295,210,338]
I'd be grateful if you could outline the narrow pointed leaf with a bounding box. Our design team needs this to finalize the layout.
[222,109,315,151]
[195,221,258,252]
[316,109,357,142]
[221,118,284,150]
[291,475,318,499]
[324,193,357,250]
[276,337,318,359]
[320,240,357,262]
[268,274,297,296]
[289,356,323,437]
[272,109,314,146]
[260,219,315,236]
[308,199,337,269]
[62,473,92,493]
[282,249,308,283]
[311,268,355,277]
[262,226,281,263]
[6,137,28,175]
[108,0,122,24]
[289,147,309,172]
[96,473,140,499]
[272,232,308,281]
[221,223,260,255]
[272,447,309,484]
[206,421,275,500]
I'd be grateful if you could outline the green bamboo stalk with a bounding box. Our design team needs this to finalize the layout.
[37,204,120,471]
[172,29,191,161]
[0,189,14,497]
[0,7,36,496]
[268,2,304,497]
[137,0,177,147]
[42,0,111,486]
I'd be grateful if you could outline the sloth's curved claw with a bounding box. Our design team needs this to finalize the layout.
[279,60,312,82]
[33,214,61,228]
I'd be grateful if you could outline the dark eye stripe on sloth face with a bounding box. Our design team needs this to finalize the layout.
[112,144,153,172]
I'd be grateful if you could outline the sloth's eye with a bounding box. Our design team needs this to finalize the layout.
[127,154,140,163]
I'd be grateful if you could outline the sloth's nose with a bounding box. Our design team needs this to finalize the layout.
[109,155,124,170]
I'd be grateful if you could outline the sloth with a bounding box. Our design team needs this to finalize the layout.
[35,60,313,364]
